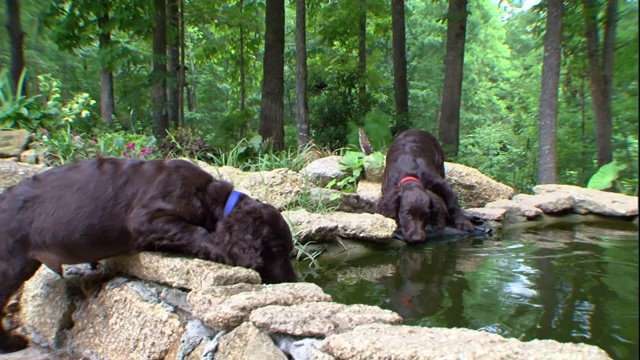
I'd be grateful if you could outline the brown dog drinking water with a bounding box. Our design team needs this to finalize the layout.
[0,157,297,352]
[377,129,474,244]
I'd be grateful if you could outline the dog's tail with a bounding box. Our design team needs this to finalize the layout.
[358,127,373,155]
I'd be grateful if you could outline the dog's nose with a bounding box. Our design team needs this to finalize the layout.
[404,231,426,244]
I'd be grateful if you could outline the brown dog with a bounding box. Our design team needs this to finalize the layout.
[377,129,474,243]
[0,158,296,352]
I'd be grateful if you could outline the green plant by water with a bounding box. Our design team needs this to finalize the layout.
[325,149,385,192]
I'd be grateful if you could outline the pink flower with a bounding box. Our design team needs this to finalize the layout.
[91,137,98,143]
[126,142,136,150]
[42,128,50,136]
[140,148,148,156]
[121,151,128,157]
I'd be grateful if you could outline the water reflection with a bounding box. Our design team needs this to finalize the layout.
[300,215,639,360]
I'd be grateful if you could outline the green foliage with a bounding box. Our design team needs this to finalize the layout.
[587,162,627,190]
[1,69,97,134]
[0,0,636,197]
[244,142,317,173]
[346,110,393,151]
[158,127,219,161]
[587,161,638,195]
[211,135,264,169]
[310,77,362,150]
[285,209,324,267]
[283,186,340,215]
[457,121,536,193]
[94,131,158,159]
[40,128,158,166]
[0,69,36,129]
[38,124,97,165]
[326,150,385,192]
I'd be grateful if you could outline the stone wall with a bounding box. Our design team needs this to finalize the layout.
[3,252,612,360]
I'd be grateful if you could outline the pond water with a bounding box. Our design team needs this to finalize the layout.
[297,214,639,360]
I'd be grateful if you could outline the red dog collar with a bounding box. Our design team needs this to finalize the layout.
[398,176,421,186]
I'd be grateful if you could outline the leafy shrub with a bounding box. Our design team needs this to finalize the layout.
[210,134,263,169]
[310,81,362,150]
[0,70,97,133]
[346,109,393,152]
[244,141,320,173]
[40,129,159,165]
[457,121,536,193]
[0,69,35,129]
[39,125,98,165]
[157,127,219,161]
[326,149,385,192]
[94,131,158,159]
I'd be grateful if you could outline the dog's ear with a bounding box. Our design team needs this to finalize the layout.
[213,207,264,269]
[218,227,263,269]
[428,191,447,234]
[377,187,400,220]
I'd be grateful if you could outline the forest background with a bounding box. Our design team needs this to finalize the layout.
[0,0,638,195]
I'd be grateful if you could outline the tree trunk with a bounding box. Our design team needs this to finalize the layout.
[259,0,285,151]
[537,0,563,184]
[186,31,197,112]
[438,0,468,157]
[582,0,616,167]
[178,0,185,126]
[239,0,246,113]
[391,0,409,137]
[167,0,180,128]
[152,0,169,138]
[358,0,367,121]
[238,0,247,139]
[601,0,617,165]
[97,2,115,125]
[295,0,310,146]
[99,69,115,125]
[6,0,27,96]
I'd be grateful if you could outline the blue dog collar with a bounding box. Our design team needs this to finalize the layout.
[223,190,244,217]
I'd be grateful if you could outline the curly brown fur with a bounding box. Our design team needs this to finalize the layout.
[0,158,296,353]
[377,129,474,243]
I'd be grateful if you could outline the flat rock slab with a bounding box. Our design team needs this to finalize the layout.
[485,198,543,219]
[465,207,508,221]
[533,184,638,217]
[189,283,332,331]
[512,192,575,213]
[250,301,402,338]
[325,212,396,243]
[283,209,340,243]
[107,252,261,291]
[283,210,396,244]
[321,323,612,360]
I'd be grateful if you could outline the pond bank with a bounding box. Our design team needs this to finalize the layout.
[1,157,636,359]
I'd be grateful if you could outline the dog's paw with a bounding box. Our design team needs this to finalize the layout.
[455,216,475,232]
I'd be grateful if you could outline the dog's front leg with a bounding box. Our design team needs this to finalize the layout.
[128,214,228,263]
[430,181,474,232]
